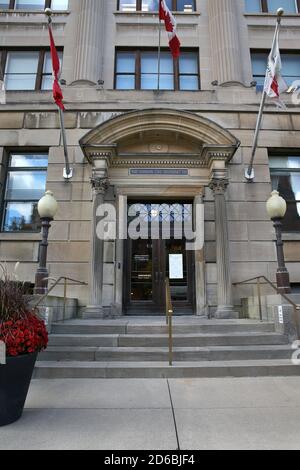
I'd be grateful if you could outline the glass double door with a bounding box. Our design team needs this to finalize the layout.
[124,237,195,315]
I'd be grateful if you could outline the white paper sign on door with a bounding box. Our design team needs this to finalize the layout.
[169,254,184,280]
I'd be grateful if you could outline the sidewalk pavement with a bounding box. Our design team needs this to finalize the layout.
[1,377,300,450]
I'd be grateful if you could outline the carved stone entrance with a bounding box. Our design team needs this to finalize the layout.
[79,109,240,318]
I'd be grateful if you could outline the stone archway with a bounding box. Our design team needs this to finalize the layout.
[80,109,240,319]
[80,108,239,162]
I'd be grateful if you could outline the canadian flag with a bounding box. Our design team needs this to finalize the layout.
[159,0,181,59]
[48,23,65,111]
[264,26,287,104]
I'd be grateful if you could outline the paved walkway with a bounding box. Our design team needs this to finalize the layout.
[1,377,300,450]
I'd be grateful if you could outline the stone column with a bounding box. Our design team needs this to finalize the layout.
[111,194,127,317]
[73,0,105,85]
[194,193,208,317]
[84,174,109,318]
[209,177,238,319]
[208,0,244,86]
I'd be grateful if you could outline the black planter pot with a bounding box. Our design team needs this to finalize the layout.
[0,352,38,427]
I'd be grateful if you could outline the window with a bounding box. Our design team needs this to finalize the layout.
[269,154,300,232]
[245,0,300,13]
[115,49,200,90]
[141,52,174,89]
[0,0,68,10]
[41,51,61,90]
[118,0,195,12]
[251,51,300,88]
[2,50,63,91]
[2,153,48,233]
[179,51,199,90]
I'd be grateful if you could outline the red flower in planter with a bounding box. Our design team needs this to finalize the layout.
[0,265,48,358]
[0,313,48,357]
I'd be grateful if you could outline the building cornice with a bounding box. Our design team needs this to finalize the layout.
[82,144,118,167]
[112,154,207,168]
[201,144,240,165]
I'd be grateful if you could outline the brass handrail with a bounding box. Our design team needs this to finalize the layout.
[234,275,300,338]
[33,277,87,322]
[165,278,174,366]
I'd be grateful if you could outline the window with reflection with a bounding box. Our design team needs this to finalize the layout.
[2,153,48,232]
[141,52,174,90]
[41,51,63,90]
[2,49,63,91]
[115,49,199,91]
[269,154,300,232]
[0,0,68,10]
[118,0,195,12]
[245,0,299,13]
[251,51,300,89]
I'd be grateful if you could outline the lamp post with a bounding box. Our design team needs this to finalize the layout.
[266,190,291,294]
[34,191,58,295]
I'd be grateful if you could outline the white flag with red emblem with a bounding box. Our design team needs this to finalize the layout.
[264,26,287,106]
[159,0,181,59]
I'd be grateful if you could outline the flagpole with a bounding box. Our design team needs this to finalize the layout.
[245,8,284,182]
[157,1,164,92]
[245,84,267,181]
[45,8,73,180]
[58,107,72,179]
[158,11,162,91]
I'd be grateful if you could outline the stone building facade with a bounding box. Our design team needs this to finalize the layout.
[0,0,299,318]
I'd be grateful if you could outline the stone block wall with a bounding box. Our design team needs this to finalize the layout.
[0,107,300,312]
[0,1,299,314]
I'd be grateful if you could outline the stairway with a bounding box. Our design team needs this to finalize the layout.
[34,317,300,378]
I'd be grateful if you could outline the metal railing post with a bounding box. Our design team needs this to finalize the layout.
[169,306,173,366]
[166,278,169,326]
[257,277,263,322]
[63,277,67,322]
[165,278,173,366]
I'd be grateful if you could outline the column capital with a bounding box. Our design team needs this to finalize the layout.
[90,173,110,195]
[209,178,229,195]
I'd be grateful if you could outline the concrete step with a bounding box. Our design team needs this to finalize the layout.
[34,359,300,379]
[52,323,127,335]
[118,332,287,347]
[49,334,119,347]
[126,323,276,335]
[49,332,288,348]
[51,320,275,335]
[42,318,293,378]
[40,345,293,362]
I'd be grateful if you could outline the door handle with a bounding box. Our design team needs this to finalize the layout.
[155,272,159,282]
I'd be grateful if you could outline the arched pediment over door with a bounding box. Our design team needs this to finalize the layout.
[79,109,240,178]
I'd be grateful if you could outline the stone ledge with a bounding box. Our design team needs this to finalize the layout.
[0,233,41,241]
[283,233,300,241]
